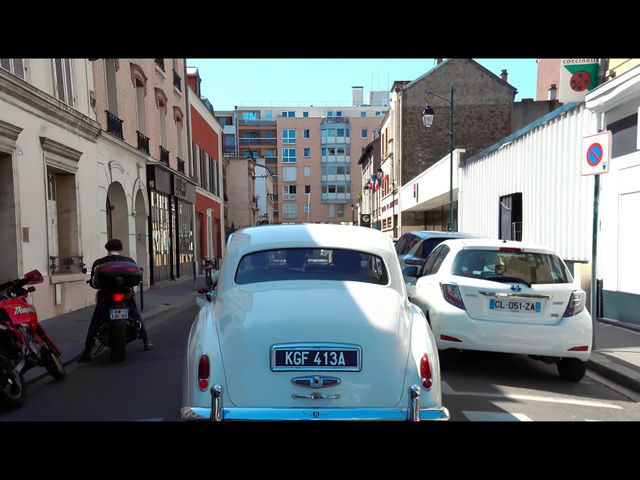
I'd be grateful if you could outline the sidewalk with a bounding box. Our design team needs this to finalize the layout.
[25,274,205,385]
[588,318,640,393]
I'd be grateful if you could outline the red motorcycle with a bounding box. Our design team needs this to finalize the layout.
[0,269,65,409]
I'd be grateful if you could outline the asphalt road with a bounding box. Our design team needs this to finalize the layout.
[2,303,640,422]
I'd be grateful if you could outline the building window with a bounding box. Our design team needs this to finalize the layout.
[136,85,146,135]
[0,58,25,79]
[176,117,184,159]
[159,105,167,148]
[304,185,311,195]
[303,166,311,177]
[263,111,273,119]
[499,192,522,241]
[361,129,368,138]
[327,111,334,117]
[329,204,336,218]
[304,203,310,214]
[360,111,366,117]
[337,204,345,217]
[282,148,297,163]
[241,111,258,120]
[283,166,297,182]
[303,129,310,139]
[303,112,309,118]
[283,203,298,218]
[281,111,295,117]
[609,113,638,158]
[105,59,118,115]
[282,129,296,144]
[336,111,342,117]
[303,148,310,157]
[53,59,74,106]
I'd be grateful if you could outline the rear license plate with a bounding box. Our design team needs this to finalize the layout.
[489,299,541,313]
[271,344,361,371]
[109,308,129,320]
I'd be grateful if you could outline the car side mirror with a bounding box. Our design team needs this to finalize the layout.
[403,266,419,278]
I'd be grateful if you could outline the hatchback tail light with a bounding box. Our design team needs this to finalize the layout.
[420,354,433,389]
[198,354,210,390]
[440,283,466,310]
[563,291,586,317]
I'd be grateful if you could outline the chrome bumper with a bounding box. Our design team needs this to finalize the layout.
[179,384,450,422]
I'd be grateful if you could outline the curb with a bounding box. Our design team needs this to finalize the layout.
[587,351,640,394]
[26,290,199,386]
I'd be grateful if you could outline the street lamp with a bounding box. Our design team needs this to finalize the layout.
[422,85,455,232]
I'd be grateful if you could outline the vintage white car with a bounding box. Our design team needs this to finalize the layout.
[179,224,449,421]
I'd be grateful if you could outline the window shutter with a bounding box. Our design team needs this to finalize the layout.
[13,58,24,79]
[0,58,10,71]
[63,59,73,105]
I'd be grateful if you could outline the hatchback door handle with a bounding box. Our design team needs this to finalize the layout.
[291,392,341,400]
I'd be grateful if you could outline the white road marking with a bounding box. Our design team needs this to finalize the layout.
[442,381,623,410]
[463,411,531,422]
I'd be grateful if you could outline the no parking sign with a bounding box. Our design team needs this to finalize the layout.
[581,131,611,176]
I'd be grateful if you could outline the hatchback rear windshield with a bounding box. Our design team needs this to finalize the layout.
[235,248,389,285]
[451,249,571,285]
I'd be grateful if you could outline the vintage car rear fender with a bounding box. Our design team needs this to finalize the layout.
[182,302,232,410]
[401,302,443,408]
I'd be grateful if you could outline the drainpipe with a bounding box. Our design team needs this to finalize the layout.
[184,58,197,284]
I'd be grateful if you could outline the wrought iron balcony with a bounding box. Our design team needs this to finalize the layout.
[50,255,85,275]
[137,131,150,155]
[177,157,185,173]
[239,137,277,146]
[106,110,124,140]
[155,58,165,71]
[160,146,170,165]
[173,69,181,91]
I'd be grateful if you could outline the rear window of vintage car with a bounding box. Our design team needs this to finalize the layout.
[451,249,571,285]
[235,248,389,285]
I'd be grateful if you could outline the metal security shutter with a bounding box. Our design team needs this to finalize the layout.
[1,58,24,79]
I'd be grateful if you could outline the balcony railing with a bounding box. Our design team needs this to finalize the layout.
[177,157,185,173]
[160,146,170,165]
[239,137,277,146]
[50,255,85,275]
[321,117,350,124]
[106,110,124,140]
[155,59,165,71]
[223,146,237,156]
[173,69,182,91]
[137,131,150,155]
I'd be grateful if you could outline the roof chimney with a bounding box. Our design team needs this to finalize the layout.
[352,86,364,106]
[548,84,557,101]
[500,69,508,82]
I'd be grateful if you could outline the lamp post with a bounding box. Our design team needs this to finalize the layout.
[376,167,383,231]
[422,86,455,232]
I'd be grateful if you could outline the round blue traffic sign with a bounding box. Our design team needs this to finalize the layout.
[587,143,603,167]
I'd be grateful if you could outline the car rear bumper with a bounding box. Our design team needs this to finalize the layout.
[433,309,592,360]
[179,406,450,421]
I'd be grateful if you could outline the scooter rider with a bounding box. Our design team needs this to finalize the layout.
[78,239,154,363]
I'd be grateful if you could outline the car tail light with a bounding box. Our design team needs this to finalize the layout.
[440,283,466,310]
[110,292,133,302]
[198,354,210,391]
[499,247,523,253]
[568,346,589,351]
[440,335,462,342]
[563,291,586,317]
[420,354,433,389]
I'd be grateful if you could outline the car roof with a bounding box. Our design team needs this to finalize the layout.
[404,230,479,240]
[439,238,556,254]
[229,224,394,256]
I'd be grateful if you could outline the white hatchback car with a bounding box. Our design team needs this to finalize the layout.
[407,239,592,381]
[180,224,449,421]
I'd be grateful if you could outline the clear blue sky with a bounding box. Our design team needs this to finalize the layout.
[187,58,538,111]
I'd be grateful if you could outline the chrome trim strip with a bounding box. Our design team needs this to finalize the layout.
[179,406,450,421]
[408,385,421,422]
[479,291,552,299]
[270,342,362,372]
[291,392,341,400]
[210,384,223,422]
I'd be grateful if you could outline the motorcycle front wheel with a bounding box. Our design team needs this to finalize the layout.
[41,344,66,381]
[0,350,26,409]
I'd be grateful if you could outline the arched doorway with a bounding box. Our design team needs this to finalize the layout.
[134,190,149,285]
[106,182,129,254]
